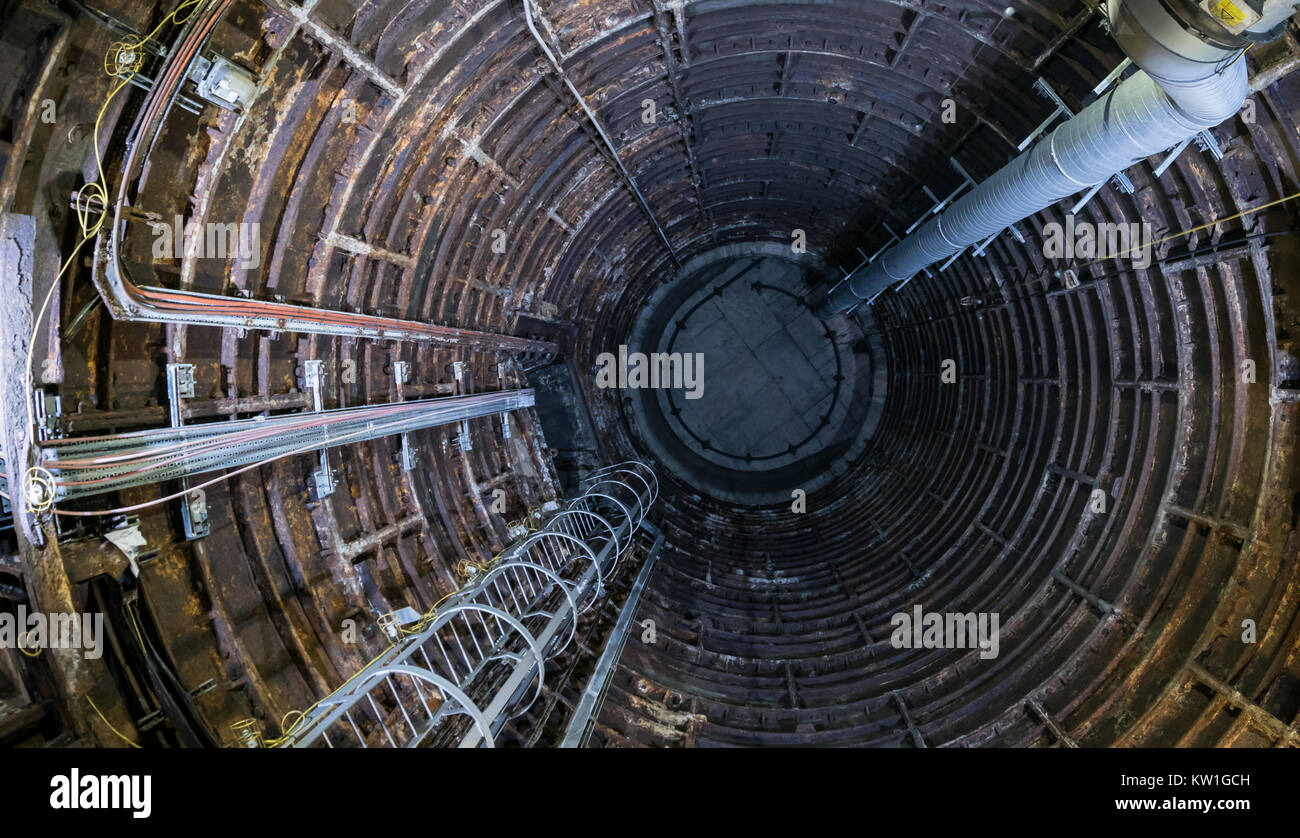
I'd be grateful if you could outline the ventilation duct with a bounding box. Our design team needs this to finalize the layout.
[815,0,1298,316]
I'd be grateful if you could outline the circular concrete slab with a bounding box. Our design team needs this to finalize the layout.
[623,245,884,505]
[656,258,843,468]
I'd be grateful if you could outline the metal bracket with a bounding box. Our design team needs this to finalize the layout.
[1017,77,1075,151]
[920,159,977,229]
[392,360,417,470]
[165,363,209,539]
[188,55,256,111]
[165,363,195,425]
[1069,171,1136,215]
[905,165,973,235]
[939,245,968,271]
[835,220,904,300]
[400,435,418,471]
[303,360,334,497]
[871,221,901,263]
[392,360,410,396]
[311,463,337,500]
[304,359,326,412]
[1153,129,1223,179]
[181,489,210,539]
[973,223,1025,257]
[497,362,511,440]
[115,68,203,115]
[376,606,423,642]
[190,678,217,699]
[135,709,166,733]
[941,170,977,271]
[1193,129,1224,161]
[32,389,61,442]
[1091,57,1133,96]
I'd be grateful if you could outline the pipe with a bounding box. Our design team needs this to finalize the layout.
[815,0,1294,317]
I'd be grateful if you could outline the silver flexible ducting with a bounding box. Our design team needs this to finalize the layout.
[815,0,1291,316]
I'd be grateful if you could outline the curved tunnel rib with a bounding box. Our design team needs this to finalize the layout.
[1,0,1297,751]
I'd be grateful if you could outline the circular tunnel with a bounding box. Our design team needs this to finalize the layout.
[3,0,1299,748]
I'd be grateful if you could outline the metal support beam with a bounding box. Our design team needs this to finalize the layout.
[303,360,335,498]
[649,0,706,218]
[165,362,209,537]
[1186,661,1300,746]
[560,521,664,747]
[1025,697,1079,747]
[522,0,680,267]
[266,0,403,96]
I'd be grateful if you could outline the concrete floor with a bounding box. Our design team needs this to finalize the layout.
[656,256,843,468]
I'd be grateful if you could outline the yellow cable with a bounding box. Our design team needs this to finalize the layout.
[21,466,55,515]
[1084,188,1300,266]
[267,547,509,743]
[263,643,396,746]
[125,600,152,660]
[86,695,142,748]
[16,632,41,658]
[24,0,204,471]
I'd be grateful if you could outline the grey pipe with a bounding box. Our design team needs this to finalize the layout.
[816,0,1291,317]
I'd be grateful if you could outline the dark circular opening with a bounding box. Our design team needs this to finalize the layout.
[625,249,883,504]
